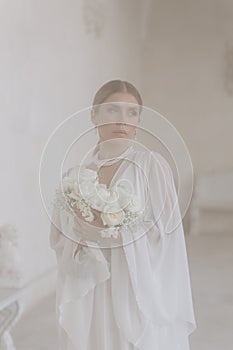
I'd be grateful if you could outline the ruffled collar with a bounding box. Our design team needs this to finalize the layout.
[91,144,134,167]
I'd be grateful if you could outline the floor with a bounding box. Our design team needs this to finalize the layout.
[11,232,233,350]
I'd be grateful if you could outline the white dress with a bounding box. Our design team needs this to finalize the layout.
[49,149,197,350]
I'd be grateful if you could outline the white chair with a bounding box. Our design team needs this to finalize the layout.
[0,225,23,350]
[0,288,22,350]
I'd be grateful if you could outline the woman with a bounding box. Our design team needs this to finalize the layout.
[50,80,197,350]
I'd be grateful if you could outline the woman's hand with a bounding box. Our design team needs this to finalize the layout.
[73,203,106,229]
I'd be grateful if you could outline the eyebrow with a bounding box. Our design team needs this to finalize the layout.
[108,103,119,108]
[107,103,139,110]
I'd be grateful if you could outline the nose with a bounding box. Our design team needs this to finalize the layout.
[115,109,128,124]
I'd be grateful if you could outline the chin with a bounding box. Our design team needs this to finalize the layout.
[114,134,128,137]
[111,132,129,137]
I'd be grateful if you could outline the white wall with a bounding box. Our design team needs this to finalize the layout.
[141,0,233,174]
[0,0,144,309]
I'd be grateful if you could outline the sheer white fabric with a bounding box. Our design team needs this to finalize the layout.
[49,149,197,350]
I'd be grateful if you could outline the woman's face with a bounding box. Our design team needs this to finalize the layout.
[92,92,141,143]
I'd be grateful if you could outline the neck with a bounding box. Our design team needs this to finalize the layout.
[98,139,131,159]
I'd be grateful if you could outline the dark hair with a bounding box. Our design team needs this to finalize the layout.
[92,80,143,115]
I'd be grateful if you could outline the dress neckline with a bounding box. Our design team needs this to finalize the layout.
[91,144,134,167]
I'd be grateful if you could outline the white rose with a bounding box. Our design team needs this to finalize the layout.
[78,168,98,183]
[79,181,97,201]
[112,180,132,194]
[106,189,119,205]
[88,187,118,208]
[101,204,125,226]
[87,184,110,210]
[62,176,74,192]
[115,184,133,209]
[118,193,133,209]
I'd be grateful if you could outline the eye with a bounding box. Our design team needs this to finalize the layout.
[107,107,118,113]
[128,110,139,117]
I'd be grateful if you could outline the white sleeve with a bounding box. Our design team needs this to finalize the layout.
[107,151,197,350]
[148,151,183,237]
[148,151,197,335]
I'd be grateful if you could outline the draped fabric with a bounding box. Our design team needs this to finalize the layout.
[49,149,197,350]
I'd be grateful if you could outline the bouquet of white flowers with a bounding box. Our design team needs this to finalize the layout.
[53,167,144,238]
